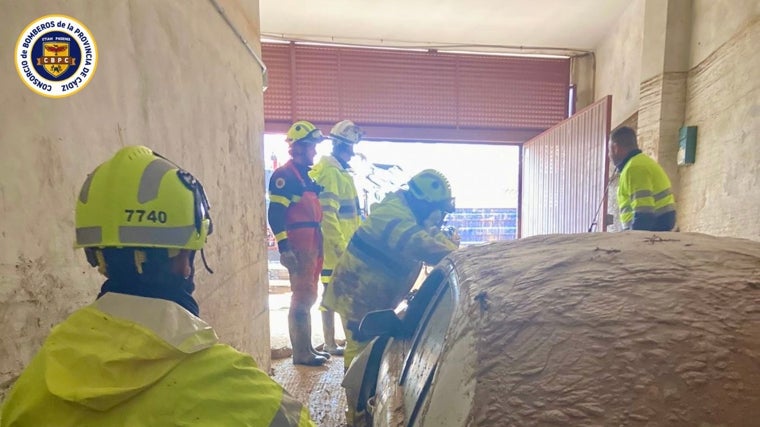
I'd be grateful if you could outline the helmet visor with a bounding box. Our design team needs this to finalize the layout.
[298,128,324,145]
[177,169,214,236]
[331,125,363,145]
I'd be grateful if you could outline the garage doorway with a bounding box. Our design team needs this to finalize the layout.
[265,134,520,247]
[264,134,519,352]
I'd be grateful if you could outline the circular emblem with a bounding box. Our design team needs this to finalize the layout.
[275,177,286,189]
[14,15,98,98]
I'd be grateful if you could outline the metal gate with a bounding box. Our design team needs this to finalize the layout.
[520,96,611,237]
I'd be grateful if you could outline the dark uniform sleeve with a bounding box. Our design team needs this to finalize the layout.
[268,167,302,253]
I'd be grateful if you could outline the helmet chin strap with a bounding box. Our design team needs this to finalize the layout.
[188,249,213,276]
[200,249,214,274]
[404,191,439,225]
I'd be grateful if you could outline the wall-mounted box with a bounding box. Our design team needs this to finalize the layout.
[677,126,697,165]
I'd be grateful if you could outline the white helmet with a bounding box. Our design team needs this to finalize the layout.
[330,120,364,145]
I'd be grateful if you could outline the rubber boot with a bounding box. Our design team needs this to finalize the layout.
[322,309,345,356]
[289,310,327,366]
[311,345,331,359]
[309,314,331,359]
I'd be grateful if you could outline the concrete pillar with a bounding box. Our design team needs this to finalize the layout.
[571,53,596,113]
[637,0,692,198]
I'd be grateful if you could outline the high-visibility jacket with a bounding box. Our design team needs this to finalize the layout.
[1,293,315,427]
[322,190,457,327]
[309,155,362,284]
[617,150,676,231]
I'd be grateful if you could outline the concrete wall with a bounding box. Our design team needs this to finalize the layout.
[689,0,760,66]
[595,0,760,240]
[0,0,269,401]
[637,0,692,200]
[594,0,645,127]
[679,4,760,238]
[570,53,596,112]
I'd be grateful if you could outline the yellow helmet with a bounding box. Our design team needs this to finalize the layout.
[408,169,455,212]
[75,146,213,250]
[286,120,324,146]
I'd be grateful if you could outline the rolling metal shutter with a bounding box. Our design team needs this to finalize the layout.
[262,42,570,143]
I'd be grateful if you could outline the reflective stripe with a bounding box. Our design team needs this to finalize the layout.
[381,218,402,243]
[617,152,676,230]
[632,206,655,214]
[275,231,288,241]
[76,226,102,245]
[119,225,195,246]
[395,224,423,252]
[653,189,672,201]
[270,392,306,427]
[655,204,676,214]
[78,172,95,203]
[138,159,175,203]
[270,195,291,207]
[322,205,339,214]
[94,293,218,353]
[320,192,340,202]
[339,204,357,214]
[631,189,653,201]
[337,202,358,219]
[321,269,333,284]
[348,233,408,276]
[621,221,632,230]
[349,218,407,273]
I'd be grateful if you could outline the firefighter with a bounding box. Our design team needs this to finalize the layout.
[310,120,365,356]
[0,146,315,426]
[268,120,329,366]
[322,169,461,370]
[609,126,677,231]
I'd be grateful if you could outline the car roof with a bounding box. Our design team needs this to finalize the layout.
[437,232,760,425]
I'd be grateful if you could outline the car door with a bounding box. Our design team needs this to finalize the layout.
[365,263,456,427]
[399,264,458,426]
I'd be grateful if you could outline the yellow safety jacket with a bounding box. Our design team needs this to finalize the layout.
[1,293,315,427]
[617,150,676,231]
[322,190,457,327]
[310,155,362,284]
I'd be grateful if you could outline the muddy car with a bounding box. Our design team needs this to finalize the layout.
[343,232,760,426]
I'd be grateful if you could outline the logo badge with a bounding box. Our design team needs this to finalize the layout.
[15,15,98,98]
[41,41,73,77]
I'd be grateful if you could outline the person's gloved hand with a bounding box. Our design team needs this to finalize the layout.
[279,250,299,273]
[443,226,461,247]
[346,320,369,342]
[450,230,461,247]
[405,288,419,303]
